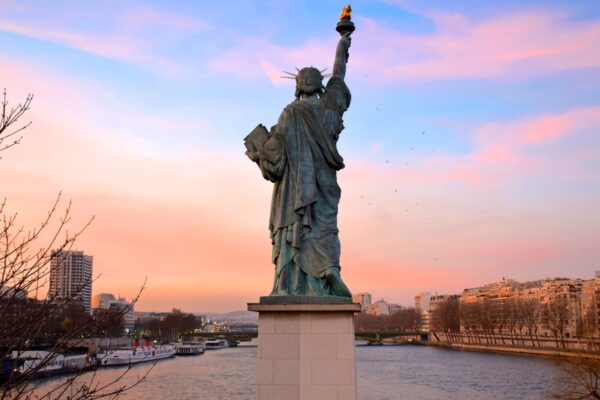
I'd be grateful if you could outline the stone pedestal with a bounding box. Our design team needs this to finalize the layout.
[248,302,361,400]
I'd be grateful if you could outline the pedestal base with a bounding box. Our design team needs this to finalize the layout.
[248,302,361,400]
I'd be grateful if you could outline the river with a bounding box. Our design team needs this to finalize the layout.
[34,344,565,399]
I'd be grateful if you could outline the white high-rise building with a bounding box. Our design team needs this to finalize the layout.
[93,293,116,309]
[49,250,93,313]
[414,292,432,332]
[352,292,372,312]
[368,299,390,316]
[109,297,135,333]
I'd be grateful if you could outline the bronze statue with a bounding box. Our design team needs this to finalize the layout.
[245,7,354,299]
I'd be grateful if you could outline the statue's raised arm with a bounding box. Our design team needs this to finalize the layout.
[332,34,351,80]
[333,4,354,80]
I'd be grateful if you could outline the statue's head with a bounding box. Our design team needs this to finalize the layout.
[295,67,325,99]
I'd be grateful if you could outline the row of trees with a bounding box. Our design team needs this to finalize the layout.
[1,300,125,348]
[430,296,599,348]
[134,309,203,342]
[355,307,421,333]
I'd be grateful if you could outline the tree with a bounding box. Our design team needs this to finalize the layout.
[543,296,571,348]
[521,298,541,346]
[430,298,460,341]
[0,90,32,156]
[460,301,481,343]
[551,292,600,399]
[1,90,148,399]
[551,337,600,399]
[354,308,421,333]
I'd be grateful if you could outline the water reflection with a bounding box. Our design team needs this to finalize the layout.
[35,345,563,399]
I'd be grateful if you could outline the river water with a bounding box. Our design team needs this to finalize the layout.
[35,344,564,399]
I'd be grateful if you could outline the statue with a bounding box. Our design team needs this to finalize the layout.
[245,7,354,299]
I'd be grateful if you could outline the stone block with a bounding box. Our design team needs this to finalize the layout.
[299,333,337,359]
[273,359,300,384]
[299,359,311,384]
[259,384,299,400]
[259,312,275,334]
[310,358,353,385]
[299,313,312,333]
[311,313,350,333]
[336,333,356,359]
[275,313,300,333]
[299,384,338,400]
[256,359,274,384]
[338,384,357,400]
[260,333,299,359]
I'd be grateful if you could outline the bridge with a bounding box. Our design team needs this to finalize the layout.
[190,331,427,343]
[354,332,428,342]
[191,332,258,342]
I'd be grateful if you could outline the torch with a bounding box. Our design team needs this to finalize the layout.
[336,5,355,36]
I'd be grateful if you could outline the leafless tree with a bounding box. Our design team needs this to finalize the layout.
[0,90,32,156]
[504,298,518,346]
[478,299,496,344]
[354,308,421,333]
[136,308,202,343]
[429,298,460,342]
[582,297,599,339]
[512,298,528,346]
[460,301,481,344]
[543,296,571,349]
[551,336,600,400]
[521,298,541,347]
[550,289,600,399]
[1,90,149,399]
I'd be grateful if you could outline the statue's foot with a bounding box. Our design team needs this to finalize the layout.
[325,267,352,298]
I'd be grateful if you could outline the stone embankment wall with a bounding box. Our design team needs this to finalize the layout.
[427,333,600,358]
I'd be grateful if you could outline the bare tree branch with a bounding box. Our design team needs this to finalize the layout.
[0,89,33,157]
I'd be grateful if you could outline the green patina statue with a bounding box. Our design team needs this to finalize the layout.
[245,10,354,300]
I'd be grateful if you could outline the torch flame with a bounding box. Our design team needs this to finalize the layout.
[340,5,352,21]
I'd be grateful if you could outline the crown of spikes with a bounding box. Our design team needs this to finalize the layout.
[280,67,332,80]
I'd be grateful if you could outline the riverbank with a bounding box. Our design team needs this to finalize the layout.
[424,340,600,359]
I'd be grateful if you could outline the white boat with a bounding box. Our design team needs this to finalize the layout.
[101,344,175,366]
[13,351,93,376]
[175,342,205,355]
[204,339,229,350]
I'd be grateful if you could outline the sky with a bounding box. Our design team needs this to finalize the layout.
[1,0,599,312]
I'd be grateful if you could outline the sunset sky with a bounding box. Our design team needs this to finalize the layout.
[1,0,599,312]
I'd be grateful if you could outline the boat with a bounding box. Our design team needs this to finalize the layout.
[101,340,175,366]
[12,351,95,377]
[174,341,205,356]
[204,339,229,350]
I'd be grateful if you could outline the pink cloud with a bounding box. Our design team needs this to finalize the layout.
[119,6,201,32]
[369,141,384,154]
[207,36,335,85]
[357,10,600,83]
[207,9,600,84]
[0,6,206,78]
[472,106,600,173]
[520,108,600,144]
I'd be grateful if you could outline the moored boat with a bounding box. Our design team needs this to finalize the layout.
[175,341,205,355]
[204,339,228,350]
[12,351,95,377]
[101,340,175,366]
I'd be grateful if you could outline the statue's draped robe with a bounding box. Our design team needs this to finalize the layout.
[256,76,351,296]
